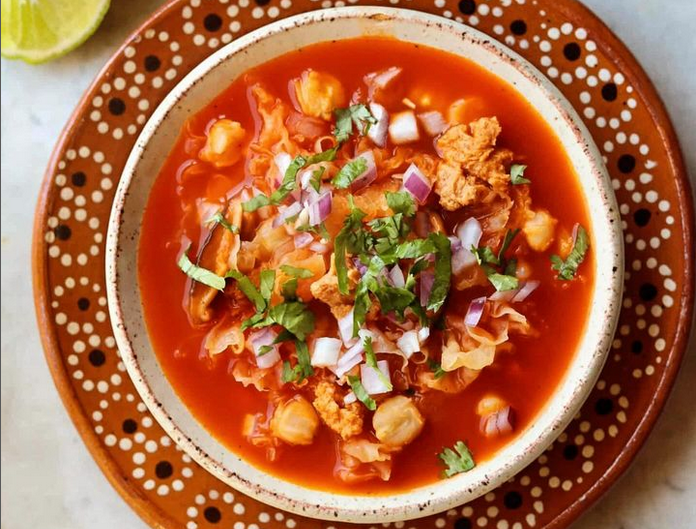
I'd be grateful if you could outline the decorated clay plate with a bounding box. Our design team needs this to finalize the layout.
[33,0,694,528]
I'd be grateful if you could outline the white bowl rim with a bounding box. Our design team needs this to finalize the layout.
[106,6,624,523]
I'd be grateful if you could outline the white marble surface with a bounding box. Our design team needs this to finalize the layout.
[1,1,695,528]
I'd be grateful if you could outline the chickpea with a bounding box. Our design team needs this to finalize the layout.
[199,119,246,168]
[270,396,320,446]
[373,396,425,448]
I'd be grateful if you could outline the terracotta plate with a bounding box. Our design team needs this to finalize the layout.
[32,0,694,528]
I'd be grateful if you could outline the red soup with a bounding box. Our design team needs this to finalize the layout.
[139,37,594,494]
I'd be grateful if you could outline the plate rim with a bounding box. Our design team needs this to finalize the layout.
[31,0,694,528]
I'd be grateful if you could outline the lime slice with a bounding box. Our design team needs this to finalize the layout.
[1,0,110,64]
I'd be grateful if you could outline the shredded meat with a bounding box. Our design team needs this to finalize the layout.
[312,381,364,440]
[434,117,514,211]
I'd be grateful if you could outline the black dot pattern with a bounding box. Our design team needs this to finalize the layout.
[634,208,651,227]
[144,55,161,72]
[510,20,527,35]
[618,154,636,173]
[55,225,71,240]
[108,98,126,116]
[639,282,658,301]
[77,298,90,311]
[155,461,173,479]
[204,506,222,523]
[71,171,86,187]
[255,0,271,5]
[595,398,614,415]
[602,82,618,101]
[454,518,472,529]
[563,444,579,460]
[203,13,223,32]
[563,42,581,61]
[631,340,644,354]
[458,0,476,15]
[504,490,523,509]
[89,349,106,367]
[122,419,138,434]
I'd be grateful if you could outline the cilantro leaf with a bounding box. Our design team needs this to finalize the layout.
[394,238,437,260]
[472,245,499,266]
[332,157,368,189]
[267,301,315,341]
[335,201,368,295]
[363,336,392,390]
[386,191,416,216]
[427,233,452,312]
[310,166,325,193]
[243,149,338,212]
[439,441,476,478]
[225,270,266,312]
[427,359,447,380]
[205,211,239,233]
[334,104,376,143]
[294,339,314,381]
[177,248,226,291]
[257,344,274,356]
[498,228,520,263]
[281,278,298,301]
[347,375,377,411]
[510,164,530,185]
[373,285,415,317]
[280,265,314,279]
[486,270,519,291]
[550,225,590,280]
[259,269,276,303]
[281,360,298,383]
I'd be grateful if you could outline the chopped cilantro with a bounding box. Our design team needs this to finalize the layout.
[205,211,239,233]
[472,245,499,266]
[257,344,274,356]
[281,278,298,301]
[510,164,530,185]
[427,359,447,380]
[439,441,476,478]
[281,361,298,383]
[550,225,590,280]
[335,200,369,295]
[498,228,520,263]
[177,248,226,291]
[385,191,416,216]
[264,302,315,341]
[243,149,338,212]
[373,285,416,317]
[427,233,452,312]
[309,166,325,193]
[334,104,376,143]
[363,336,393,390]
[347,375,377,411]
[485,270,520,291]
[280,265,314,279]
[279,341,313,384]
[259,269,276,303]
[225,270,266,312]
[332,156,368,189]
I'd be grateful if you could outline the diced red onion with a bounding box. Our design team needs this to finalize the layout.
[344,391,357,405]
[338,310,358,347]
[448,235,462,252]
[420,271,435,307]
[311,337,342,367]
[249,328,281,369]
[452,217,483,274]
[349,151,378,192]
[334,341,364,378]
[511,280,540,302]
[385,311,415,331]
[489,289,517,302]
[273,201,303,228]
[299,168,314,190]
[403,163,431,203]
[396,330,420,358]
[388,265,405,288]
[308,192,332,226]
[360,360,391,395]
[309,241,329,253]
[368,103,389,148]
[352,257,368,275]
[480,406,515,438]
[364,66,402,90]
[464,296,487,327]
[389,110,420,145]
[294,232,313,249]
[417,326,430,343]
[418,111,448,136]
[274,152,292,187]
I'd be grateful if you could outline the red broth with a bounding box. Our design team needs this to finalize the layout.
[138,37,594,494]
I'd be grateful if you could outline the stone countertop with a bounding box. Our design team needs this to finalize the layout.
[1,1,694,528]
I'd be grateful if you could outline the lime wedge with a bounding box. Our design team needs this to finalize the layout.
[1,0,110,64]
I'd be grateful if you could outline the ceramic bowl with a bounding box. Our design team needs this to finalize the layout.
[106,6,623,523]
